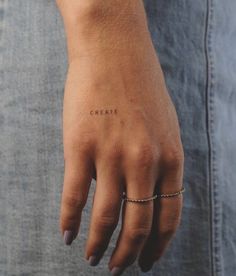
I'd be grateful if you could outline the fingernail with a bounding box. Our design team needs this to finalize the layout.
[63,230,75,245]
[88,255,100,266]
[111,266,124,276]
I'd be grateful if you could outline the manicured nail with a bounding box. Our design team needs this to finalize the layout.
[88,255,100,266]
[63,230,75,245]
[111,266,124,276]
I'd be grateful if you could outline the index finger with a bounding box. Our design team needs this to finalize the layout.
[60,155,93,245]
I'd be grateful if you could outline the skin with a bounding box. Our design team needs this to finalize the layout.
[56,0,185,274]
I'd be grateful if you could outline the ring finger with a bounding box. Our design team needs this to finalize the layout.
[108,149,158,275]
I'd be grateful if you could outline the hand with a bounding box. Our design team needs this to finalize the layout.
[57,0,185,274]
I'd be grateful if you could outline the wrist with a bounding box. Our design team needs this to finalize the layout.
[56,0,144,27]
[56,0,152,63]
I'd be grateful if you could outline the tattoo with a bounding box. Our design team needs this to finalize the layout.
[90,109,118,116]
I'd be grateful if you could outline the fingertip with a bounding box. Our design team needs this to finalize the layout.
[63,230,76,245]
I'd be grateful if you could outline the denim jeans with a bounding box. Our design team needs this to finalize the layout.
[0,0,235,275]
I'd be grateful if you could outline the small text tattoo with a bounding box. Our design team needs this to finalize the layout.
[90,109,118,116]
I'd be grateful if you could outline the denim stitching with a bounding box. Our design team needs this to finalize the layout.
[0,0,7,98]
[205,0,222,275]
[0,0,6,52]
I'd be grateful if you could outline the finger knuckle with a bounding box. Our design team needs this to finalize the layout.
[126,227,150,244]
[159,216,180,238]
[162,147,184,170]
[96,213,118,232]
[63,192,86,211]
[104,143,122,161]
[64,134,94,160]
[159,225,177,239]
[129,142,158,167]
[79,135,94,152]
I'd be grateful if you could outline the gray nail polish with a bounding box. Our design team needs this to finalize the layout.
[63,230,74,245]
[88,255,100,266]
[111,267,124,276]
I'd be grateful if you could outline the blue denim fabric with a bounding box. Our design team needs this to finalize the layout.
[0,0,235,275]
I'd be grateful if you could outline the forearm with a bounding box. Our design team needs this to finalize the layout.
[56,0,153,63]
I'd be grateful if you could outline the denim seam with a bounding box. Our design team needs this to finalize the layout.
[205,0,222,275]
[0,1,6,40]
[0,0,7,71]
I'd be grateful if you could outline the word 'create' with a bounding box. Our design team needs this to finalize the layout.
[90,109,118,115]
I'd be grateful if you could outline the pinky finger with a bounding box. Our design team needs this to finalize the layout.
[138,171,184,272]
